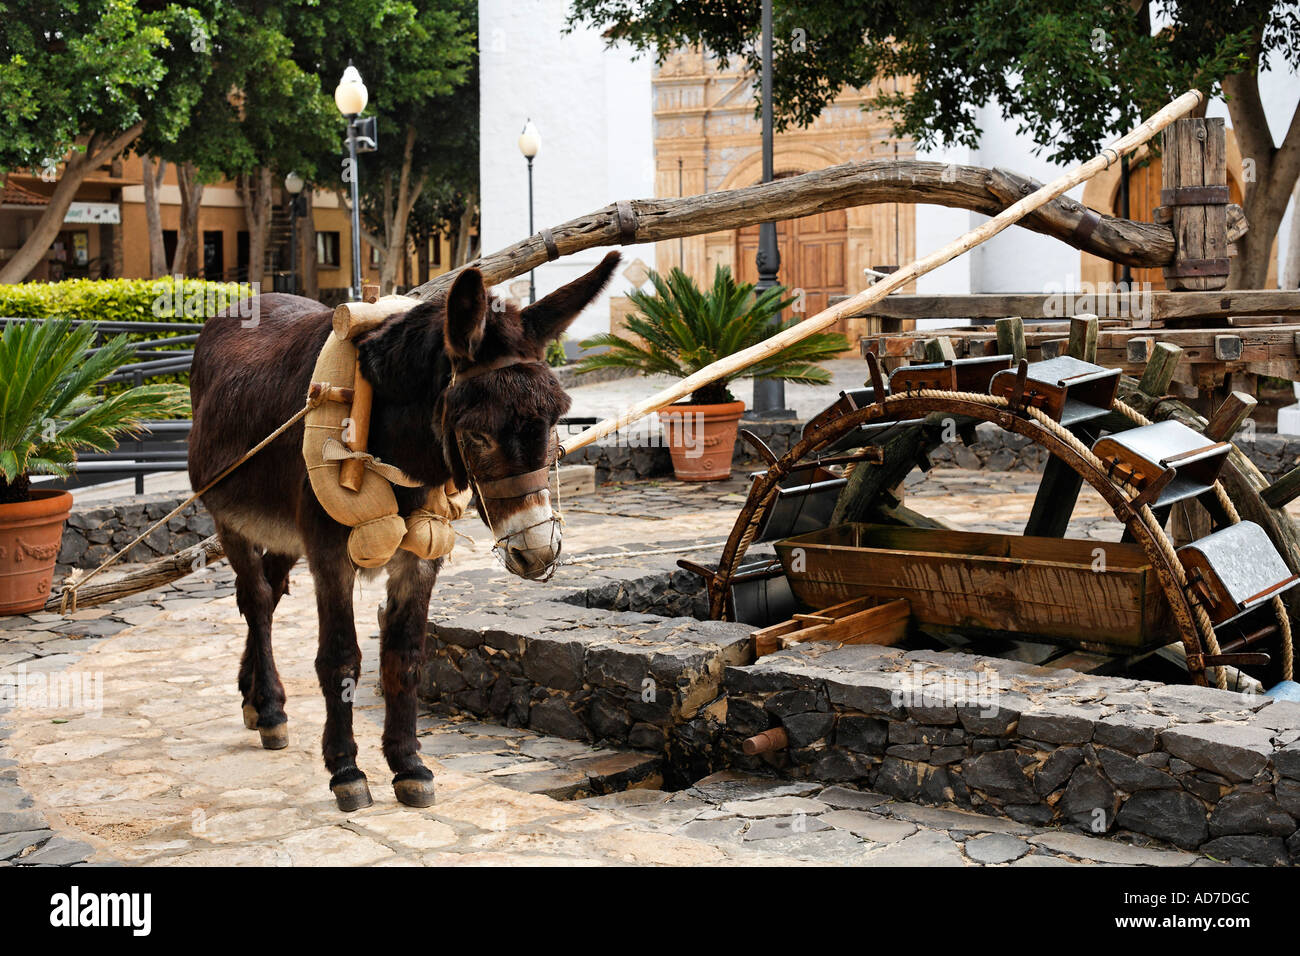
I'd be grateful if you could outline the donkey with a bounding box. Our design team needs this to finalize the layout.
[188,252,619,810]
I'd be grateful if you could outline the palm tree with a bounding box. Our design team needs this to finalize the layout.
[575,266,848,405]
[0,318,189,503]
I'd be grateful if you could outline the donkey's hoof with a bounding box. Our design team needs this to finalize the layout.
[258,722,289,750]
[330,773,373,813]
[242,704,259,730]
[393,773,436,808]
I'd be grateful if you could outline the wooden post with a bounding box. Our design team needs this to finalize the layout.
[924,336,956,363]
[995,317,1027,363]
[339,284,381,492]
[1203,391,1256,442]
[1067,314,1099,363]
[1138,342,1183,396]
[1159,117,1230,291]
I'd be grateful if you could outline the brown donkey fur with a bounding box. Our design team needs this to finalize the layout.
[188,253,619,809]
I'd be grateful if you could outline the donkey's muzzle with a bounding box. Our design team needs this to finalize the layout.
[505,541,561,580]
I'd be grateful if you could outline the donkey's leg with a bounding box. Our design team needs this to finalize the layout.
[246,551,297,748]
[379,550,439,807]
[221,526,293,751]
[303,523,370,811]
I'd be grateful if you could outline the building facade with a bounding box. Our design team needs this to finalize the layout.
[2,154,456,301]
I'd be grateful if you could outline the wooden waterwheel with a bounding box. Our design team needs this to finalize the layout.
[688,324,1300,691]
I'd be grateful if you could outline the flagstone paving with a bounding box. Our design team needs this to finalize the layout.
[0,470,1239,866]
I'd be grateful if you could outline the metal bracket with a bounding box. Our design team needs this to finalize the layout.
[615,200,638,245]
[1160,185,1230,206]
[540,227,559,261]
[1163,257,1231,278]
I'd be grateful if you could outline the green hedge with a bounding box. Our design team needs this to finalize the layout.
[0,277,254,324]
[0,278,255,416]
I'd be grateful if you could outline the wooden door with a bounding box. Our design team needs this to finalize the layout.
[735,208,849,331]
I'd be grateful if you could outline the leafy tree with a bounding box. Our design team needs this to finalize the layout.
[0,0,214,283]
[568,0,1299,288]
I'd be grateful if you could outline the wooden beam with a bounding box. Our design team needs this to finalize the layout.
[46,535,225,612]
[1138,342,1183,396]
[847,290,1300,323]
[1263,467,1300,509]
[1203,391,1257,442]
[995,317,1027,362]
[1067,314,1099,362]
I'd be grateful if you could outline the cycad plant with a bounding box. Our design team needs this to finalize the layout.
[0,318,189,503]
[575,266,849,404]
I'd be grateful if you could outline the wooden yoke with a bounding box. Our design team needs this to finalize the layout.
[338,283,384,492]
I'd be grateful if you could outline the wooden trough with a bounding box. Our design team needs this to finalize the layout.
[774,524,1175,653]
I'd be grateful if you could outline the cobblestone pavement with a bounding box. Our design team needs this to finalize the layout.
[0,469,1237,866]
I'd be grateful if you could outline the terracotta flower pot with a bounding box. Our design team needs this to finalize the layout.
[0,489,72,615]
[659,400,745,481]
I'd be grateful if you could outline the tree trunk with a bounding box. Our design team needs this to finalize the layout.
[1282,179,1300,290]
[1223,69,1300,289]
[239,167,274,286]
[141,155,168,277]
[301,186,319,299]
[0,124,142,284]
[453,201,477,267]
[374,125,425,295]
[172,162,205,277]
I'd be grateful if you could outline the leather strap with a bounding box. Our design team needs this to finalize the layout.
[475,464,551,500]
[540,227,559,261]
[452,355,547,384]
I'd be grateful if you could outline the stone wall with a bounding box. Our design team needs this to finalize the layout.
[724,642,1300,864]
[57,492,213,570]
[421,564,1300,862]
[562,421,801,484]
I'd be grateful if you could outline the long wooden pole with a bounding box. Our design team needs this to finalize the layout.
[560,90,1205,458]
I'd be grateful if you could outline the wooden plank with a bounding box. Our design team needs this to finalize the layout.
[1162,117,1229,292]
[550,464,595,499]
[1067,314,1099,362]
[752,598,911,657]
[850,290,1300,323]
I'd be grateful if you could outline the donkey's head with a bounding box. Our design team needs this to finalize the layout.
[437,252,619,579]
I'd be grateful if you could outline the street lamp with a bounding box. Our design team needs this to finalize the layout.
[518,119,540,304]
[750,0,792,419]
[284,171,305,295]
[335,62,369,299]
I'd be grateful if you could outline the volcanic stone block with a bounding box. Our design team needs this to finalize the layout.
[1094,712,1169,754]
[1060,764,1117,831]
[1034,747,1086,796]
[522,633,588,692]
[834,715,888,754]
[1017,707,1097,745]
[962,749,1037,803]
[528,695,590,741]
[1275,743,1300,780]
[957,701,1021,737]
[1200,834,1289,866]
[1160,723,1274,782]
[1207,792,1296,837]
[1097,748,1179,792]
[782,712,835,748]
[1115,790,1209,849]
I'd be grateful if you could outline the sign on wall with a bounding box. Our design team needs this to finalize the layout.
[64,202,120,224]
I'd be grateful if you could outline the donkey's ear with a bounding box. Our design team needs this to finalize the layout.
[444,267,488,359]
[521,251,621,345]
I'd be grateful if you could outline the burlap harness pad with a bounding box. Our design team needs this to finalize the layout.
[303,334,467,567]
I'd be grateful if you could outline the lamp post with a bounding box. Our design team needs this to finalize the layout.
[284,171,305,295]
[518,119,540,304]
[335,62,369,299]
[750,0,792,419]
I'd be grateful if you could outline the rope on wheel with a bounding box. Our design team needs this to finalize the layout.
[714,387,1235,688]
[1112,397,1294,683]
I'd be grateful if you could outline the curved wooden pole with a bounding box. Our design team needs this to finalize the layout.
[556,90,1205,458]
[411,105,1225,305]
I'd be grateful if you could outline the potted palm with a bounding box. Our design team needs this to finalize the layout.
[576,266,848,480]
[0,318,187,614]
